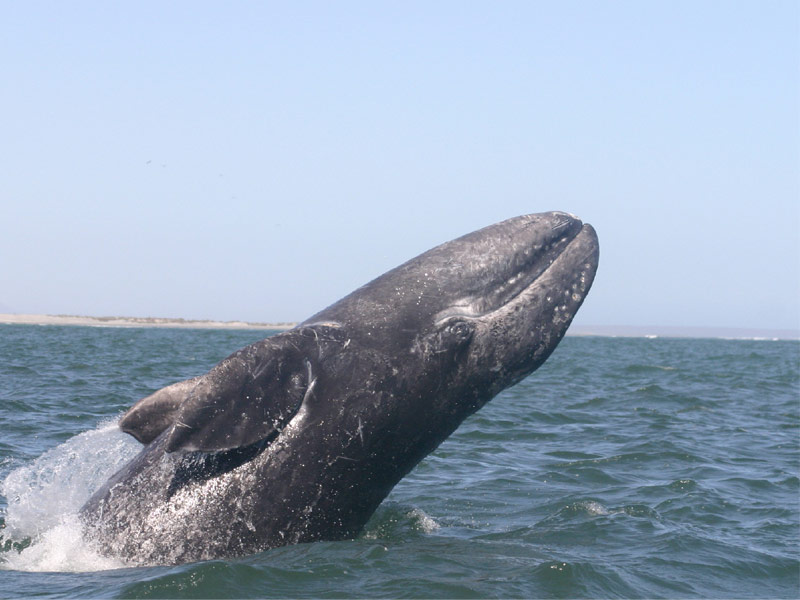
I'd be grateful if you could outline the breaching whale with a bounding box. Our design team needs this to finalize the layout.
[80,211,599,565]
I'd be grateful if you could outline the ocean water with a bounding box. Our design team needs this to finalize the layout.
[0,323,797,599]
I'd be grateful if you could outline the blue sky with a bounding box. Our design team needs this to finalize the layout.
[1,1,798,331]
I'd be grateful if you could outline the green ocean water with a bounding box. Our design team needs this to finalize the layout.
[0,323,798,598]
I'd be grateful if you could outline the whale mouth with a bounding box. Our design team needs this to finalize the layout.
[436,215,598,322]
[478,222,591,317]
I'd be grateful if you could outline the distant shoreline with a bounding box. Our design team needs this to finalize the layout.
[0,314,297,331]
[0,314,797,340]
[566,324,799,341]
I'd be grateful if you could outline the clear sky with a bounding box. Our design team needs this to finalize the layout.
[2,1,798,332]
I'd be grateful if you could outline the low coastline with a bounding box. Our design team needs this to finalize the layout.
[0,313,296,331]
[1,314,797,339]
[567,324,800,341]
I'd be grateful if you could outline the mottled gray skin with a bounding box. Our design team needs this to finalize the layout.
[80,211,599,565]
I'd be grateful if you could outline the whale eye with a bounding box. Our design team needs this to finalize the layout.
[445,319,473,343]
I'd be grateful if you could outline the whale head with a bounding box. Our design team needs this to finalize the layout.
[305,210,599,419]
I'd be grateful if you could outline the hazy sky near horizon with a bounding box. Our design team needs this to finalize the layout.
[2,1,798,331]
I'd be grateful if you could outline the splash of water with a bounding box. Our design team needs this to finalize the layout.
[408,508,441,534]
[0,421,141,572]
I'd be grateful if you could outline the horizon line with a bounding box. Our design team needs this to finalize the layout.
[1,313,798,341]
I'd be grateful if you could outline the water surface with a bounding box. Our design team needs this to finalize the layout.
[1,324,798,598]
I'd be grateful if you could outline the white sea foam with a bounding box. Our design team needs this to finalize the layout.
[0,421,141,572]
[580,500,611,516]
[2,516,128,572]
[408,508,441,533]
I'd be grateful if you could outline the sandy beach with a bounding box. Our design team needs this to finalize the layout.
[0,314,297,331]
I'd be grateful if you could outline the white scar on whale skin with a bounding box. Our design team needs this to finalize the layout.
[303,360,317,405]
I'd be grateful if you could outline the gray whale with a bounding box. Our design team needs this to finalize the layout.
[80,211,599,565]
